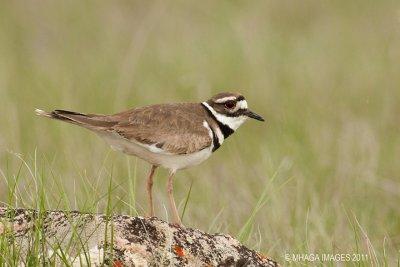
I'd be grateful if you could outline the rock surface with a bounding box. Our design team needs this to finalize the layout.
[0,207,277,266]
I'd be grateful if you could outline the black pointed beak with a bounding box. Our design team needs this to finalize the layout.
[244,109,265,121]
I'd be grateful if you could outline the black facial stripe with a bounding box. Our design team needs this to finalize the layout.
[220,109,247,118]
[201,103,235,139]
[236,96,245,101]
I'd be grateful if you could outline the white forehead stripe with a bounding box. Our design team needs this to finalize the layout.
[214,96,237,103]
[202,102,247,131]
[237,100,248,109]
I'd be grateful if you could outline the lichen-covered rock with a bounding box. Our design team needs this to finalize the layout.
[0,207,278,266]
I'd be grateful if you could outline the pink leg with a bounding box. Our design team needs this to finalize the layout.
[146,165,158,217]
[167,171,182,225]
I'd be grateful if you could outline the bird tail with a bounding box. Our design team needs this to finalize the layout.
[35,109,116,129]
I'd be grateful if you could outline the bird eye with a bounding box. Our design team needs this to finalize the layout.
[224,101,236,109]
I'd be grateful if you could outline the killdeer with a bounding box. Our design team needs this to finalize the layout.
[35,92,264,225]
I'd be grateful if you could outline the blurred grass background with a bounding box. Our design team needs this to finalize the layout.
[0,0,400,265]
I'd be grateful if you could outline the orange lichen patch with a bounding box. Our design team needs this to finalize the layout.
[112,260,124,267]
[257,251,269,260]
[173,245,185,257]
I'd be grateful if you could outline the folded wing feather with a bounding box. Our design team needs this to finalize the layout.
[110,103,212,155]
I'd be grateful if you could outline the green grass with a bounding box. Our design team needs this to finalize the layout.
[1,0,400,265]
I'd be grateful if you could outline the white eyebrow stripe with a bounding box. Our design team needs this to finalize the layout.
[214,96,237,103]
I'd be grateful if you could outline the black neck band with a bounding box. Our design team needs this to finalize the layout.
[201,103,235,140]
[210,127,220,152]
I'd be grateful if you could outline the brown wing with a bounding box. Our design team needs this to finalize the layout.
[110,103,212,154]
